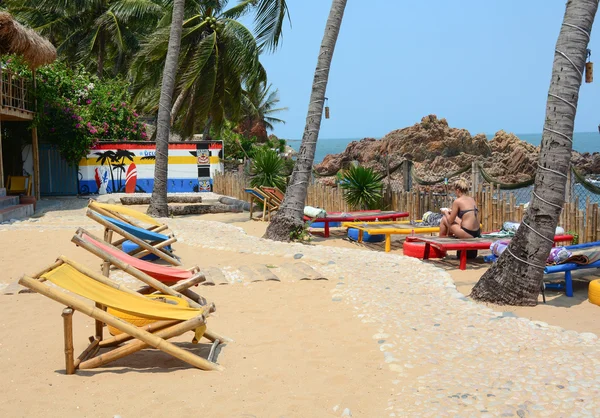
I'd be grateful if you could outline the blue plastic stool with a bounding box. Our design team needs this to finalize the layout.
[347,228,386,243]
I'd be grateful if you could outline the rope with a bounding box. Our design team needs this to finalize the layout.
[543,127,573,143]
[521,220,555,244]
[555,50,583,78]
[537,163,568,179]
[532,190,563,210]
[547,93,577,111]
[504,247,547,271]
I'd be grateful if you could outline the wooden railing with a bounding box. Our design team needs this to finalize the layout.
[213,172,598,243]
[0,67,33,114]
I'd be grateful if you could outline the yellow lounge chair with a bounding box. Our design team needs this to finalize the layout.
[88,200,170,234]
[19,257,227,374]
[7,175,32,196]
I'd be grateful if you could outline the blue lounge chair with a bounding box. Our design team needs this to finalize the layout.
[544,241,600,297]
[86,209,182,266]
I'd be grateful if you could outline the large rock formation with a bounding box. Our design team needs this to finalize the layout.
[314,115,598,185]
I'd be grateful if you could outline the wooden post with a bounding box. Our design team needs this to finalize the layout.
[31,69,41,200]
[0,116,4,189]
[62,308,75,375]
[402,161,412,192]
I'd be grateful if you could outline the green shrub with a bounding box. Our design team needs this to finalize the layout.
[339,166,384,210]
[249,148,287,191]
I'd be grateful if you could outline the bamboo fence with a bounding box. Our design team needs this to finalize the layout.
[213,173,599,243]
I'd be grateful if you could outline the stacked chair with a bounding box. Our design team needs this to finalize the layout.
[18,200,230,375]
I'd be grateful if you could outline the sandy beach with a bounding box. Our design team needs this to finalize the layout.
[1,198,600,417]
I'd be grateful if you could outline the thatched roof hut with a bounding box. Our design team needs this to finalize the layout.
[0,12,56,69]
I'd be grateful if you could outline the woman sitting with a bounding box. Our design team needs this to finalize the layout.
[439,179,480,238]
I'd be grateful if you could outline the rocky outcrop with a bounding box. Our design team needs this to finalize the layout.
[314,115,599,185]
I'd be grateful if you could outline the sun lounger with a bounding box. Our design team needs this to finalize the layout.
[88,200,170,234]
[342,220,438,252]
[408,234,574,270]
[86,209,182,266]
[244,187,279,221]
[307,211,410,238]
[543,241,600,297]
[72,228,209,304]
[260,186,285,205]
[19,257,227,374]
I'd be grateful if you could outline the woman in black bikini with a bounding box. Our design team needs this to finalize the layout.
[439,179,481,238]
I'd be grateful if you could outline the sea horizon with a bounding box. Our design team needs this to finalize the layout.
[287,131,599,164]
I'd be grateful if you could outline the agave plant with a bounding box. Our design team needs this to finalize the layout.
[339,165,383,210]
[249,147,287,191]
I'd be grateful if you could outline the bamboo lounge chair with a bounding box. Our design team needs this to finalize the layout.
[88,200,170,235]
[86,208,182,266]
[19,257,227,374]
[72,228,208,304]
[244,187,279,221]
[260,186,284,206]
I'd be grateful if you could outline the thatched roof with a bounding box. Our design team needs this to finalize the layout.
[0,12,56,69]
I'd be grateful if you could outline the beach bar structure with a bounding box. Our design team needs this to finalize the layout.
[0,12,57,199]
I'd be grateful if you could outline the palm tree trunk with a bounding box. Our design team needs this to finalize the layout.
[264,0,347,241]
[97,31,105,78]
[147,0,186,217]
[471,0,598,306]
[170,89,189,126]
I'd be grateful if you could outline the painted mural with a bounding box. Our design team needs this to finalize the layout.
[78,141,224,194]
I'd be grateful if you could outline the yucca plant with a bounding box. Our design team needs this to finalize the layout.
[340,165,383,210]
[250,148,287,191]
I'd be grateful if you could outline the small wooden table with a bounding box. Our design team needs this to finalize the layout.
[343,221,439,252]
[407,234,574,270]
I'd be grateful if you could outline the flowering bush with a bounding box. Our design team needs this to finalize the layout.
[2,57,147,164]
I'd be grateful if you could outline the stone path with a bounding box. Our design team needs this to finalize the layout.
[1,200,599,416]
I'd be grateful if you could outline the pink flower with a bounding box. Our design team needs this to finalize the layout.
[111,107,117,112]
[133,112,139,117]
[141,132,147,139]
[75,123,82,129]
[86,99,91,105]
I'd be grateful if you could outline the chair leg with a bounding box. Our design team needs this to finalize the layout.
[79,315,222,371]
[541,282,546,304]
[62,308,75,375]
[565,271,573,297]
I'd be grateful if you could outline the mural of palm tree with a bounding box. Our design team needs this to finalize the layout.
[94,150,117,192]
[112,149,135,191]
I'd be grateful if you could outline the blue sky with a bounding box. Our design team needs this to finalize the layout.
[257,0,600,140]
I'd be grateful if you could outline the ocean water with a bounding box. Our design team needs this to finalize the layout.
[287,132,599,164]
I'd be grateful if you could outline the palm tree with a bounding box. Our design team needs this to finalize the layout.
[130,0,290,138]
[147,0,186,217]
[470,0,598,306]
[264,0,347,241]
[238,82,287,141]
[94,150,117,192]
[5,0,165,77]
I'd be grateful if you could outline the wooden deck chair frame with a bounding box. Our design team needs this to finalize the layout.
[245,187,279,221]
[7,175,32,196]
[72,228,207,306]
[262,186,284,202]
[260,186,283,206]
[88,200,169,234]
[19,257,228,374]
[86,209,182,266]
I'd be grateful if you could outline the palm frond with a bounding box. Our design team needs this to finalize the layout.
[254,0,289,53]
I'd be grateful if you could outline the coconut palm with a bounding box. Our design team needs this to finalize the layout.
[130,0,290,138]
[4,0,165,76]
[471,0,598,305]
[147,0,185,217]
[264,0,347,241]
[237,82,287,141]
